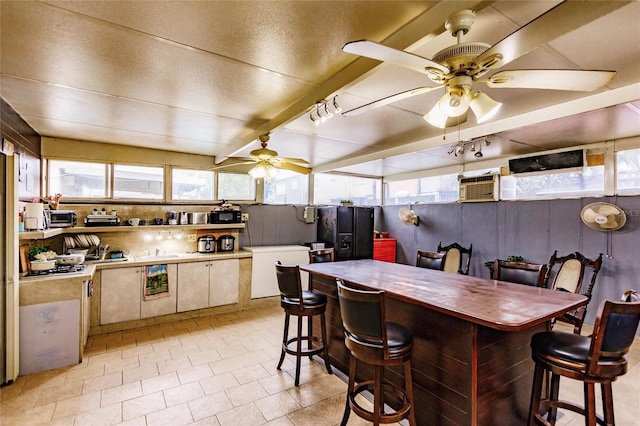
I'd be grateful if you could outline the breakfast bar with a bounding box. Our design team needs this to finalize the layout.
[300,259,588,426]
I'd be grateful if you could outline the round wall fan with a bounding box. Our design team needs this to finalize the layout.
[580,202,626,231]
[342,4,618,128]
[212,133,311,176]
[398,207,419,226]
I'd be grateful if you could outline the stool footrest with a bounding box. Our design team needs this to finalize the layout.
[283,335,327,358]
[349,380,412,424]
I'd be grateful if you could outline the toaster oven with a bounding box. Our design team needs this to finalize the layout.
[46,210,77,228]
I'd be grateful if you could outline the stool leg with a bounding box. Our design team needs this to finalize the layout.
[277,313,290,370]
[373,364,384,426]
[547,373,560,424]
[584,382,596,426]
[403,360,416,426]
[601,382,615,426]
[295,315,303,386]
[307,315,313,359]
[340,355,356,426]
[320,313,333,375]
[528,364,545,426]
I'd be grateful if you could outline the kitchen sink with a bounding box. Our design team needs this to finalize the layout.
[135,254,183,261]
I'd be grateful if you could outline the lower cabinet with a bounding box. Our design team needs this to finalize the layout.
[177,259,239,312]
[373,238,397,263]
[100,264,177,325]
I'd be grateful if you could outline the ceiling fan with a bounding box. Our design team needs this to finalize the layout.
[342,2,621,128]
[212,133,311,179]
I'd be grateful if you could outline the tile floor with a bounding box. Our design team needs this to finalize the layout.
[0,305,638,426]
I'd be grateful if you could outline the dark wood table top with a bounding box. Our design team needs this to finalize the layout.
[301,259,588,332]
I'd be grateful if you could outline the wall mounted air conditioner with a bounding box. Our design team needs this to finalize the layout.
[459,174,499,202]
[508,149,585,177]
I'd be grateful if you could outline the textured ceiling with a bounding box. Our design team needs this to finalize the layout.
[1,1,639,178]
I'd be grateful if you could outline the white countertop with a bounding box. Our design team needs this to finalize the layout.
[242,245,309,253]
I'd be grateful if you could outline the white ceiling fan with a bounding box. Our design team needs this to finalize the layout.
[212,133,311,179]
[342,2,622,128]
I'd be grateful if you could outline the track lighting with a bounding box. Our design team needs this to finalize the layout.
[310,96,341,125]
[448,136,490,159]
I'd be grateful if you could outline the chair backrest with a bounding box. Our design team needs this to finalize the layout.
[544,251,603,299]
[336,278,388,357]
[309,248,334,263]
[275,261,303,307]
[416,250,446,271]
[586,293,640,376]
[437,242,473,275]
[493,259,548,287]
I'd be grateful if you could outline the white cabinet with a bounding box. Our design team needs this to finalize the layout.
[177,259,239,312]
[101,264,177,324]
[101,267,141,324]
[243,246,310,298]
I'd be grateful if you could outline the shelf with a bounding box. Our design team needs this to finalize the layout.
[19,223,245,240]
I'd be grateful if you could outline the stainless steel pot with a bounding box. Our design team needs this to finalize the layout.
[198,235,216,253]
[217,235,235,252]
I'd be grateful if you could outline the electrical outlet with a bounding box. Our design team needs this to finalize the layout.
[187,234,196,242]
[242,213,249,222]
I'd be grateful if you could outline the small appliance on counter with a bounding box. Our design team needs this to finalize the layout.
[217,235,235,252]
[47,210,77,228]
[189,212,208,224]
[178,211,189,225]
[198,235,216,253]
[24,203,47,230]
[84,215,121,226]
[209,208,242,224]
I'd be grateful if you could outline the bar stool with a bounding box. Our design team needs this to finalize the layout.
[336,278,416,426]
[275,261,332,386]
[528,291,640,425]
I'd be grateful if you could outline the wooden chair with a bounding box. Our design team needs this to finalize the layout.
[492,259,548,287]
[336,279,416,426]
[437,242,473,275]
[544,251,603,334]
[528,291,640,426]
[308,247,334,263]
[416,250,446,271]
[275,261,332,386]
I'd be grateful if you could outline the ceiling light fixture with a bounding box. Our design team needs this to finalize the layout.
[310,96,341,125]
[448,136,490,158]
[248,160,279,181]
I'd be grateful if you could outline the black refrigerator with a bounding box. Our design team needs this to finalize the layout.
[316,206,374,261]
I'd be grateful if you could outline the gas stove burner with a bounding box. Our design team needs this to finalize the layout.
[27,268,55,276]
[54,264,86,274]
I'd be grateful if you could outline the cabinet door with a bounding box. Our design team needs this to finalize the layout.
[209,259,239,307]
[177,261,209,312]
[141,264,177,318]
[101,267,141,324]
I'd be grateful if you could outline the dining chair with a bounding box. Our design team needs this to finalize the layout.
[437,242,473,275]
[528,290,640,426]
[308,247,334,263]
[336,278,416,426]
[544,251,603,334]
[274,261,332,386]
[416,250,446,271]
[492,259,548,287]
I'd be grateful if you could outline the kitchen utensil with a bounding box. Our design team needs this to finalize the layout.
[55,254,85,265]
[217,235,235,252]
[30,259,56,271]
[128,218,140,226]
[153,217,164,225]
[198,235,216,253]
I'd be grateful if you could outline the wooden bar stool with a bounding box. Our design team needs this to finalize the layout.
[275,261,332,386]
[336,278,416,426]
[528,291,640,425]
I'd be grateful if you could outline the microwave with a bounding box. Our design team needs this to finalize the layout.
[209,209,242,224]
[47,210,77,228]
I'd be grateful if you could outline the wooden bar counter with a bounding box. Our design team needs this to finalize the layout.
[300,260,588,426]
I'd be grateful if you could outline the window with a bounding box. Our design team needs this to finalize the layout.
[172,169,215,200]
[501,166,605,200]
[218,173,255,200]
[49,160,108,198]
[113,165,164,200]
[617,148,640,195]
[264,170,308,204]
[385,174,459,205]
[314,173,381,205]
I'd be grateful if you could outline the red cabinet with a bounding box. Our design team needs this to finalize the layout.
[373,238,396,263]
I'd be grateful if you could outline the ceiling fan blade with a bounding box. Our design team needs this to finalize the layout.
[343,85,445,117]
[472,1,630,75]
[487,69,616,91]
[210,158,255,170]
[343,40,449,75]
[272,161,311,175]
[276,157,311,166]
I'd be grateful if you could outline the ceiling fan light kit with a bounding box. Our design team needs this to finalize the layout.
[342,6,616,128]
